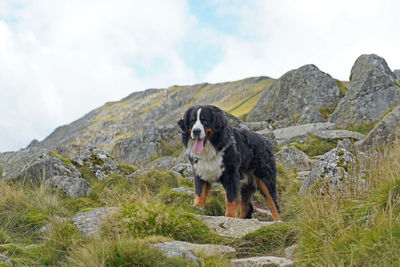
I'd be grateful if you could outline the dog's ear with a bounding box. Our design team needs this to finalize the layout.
[211,106,228,132]
[177,119,185,131]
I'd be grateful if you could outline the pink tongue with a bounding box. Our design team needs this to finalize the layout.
[193,139,204,154]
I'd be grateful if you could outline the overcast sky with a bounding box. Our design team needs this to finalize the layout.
[1,0,400,152]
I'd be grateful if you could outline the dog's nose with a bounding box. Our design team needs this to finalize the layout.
[192,129,201,137]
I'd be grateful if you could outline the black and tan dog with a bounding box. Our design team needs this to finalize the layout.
[178,105,281,221]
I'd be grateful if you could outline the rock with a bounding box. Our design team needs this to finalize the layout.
[73,146,117,180]
[45,176,92,198]
[172,187,195,197]
[255,129,276,144]
[145,156,178,170]
[0,148,80,183]
[151,241,236,258]
[275,146,311,171]
[301,148,354,193]
[285,244,298,260]
[247,64,340,125]
[297,105,324,124]
[197,215,276,238]
[72,207,119,236]
[312,129,364,141]
[231,256,293,267]
[246,122,272,132]
[150,242,202,265]
[171,163,194,178]
[296,171,310,181]
[337,139,354,151]
[330,54,400,128]
[0,254,13,266]
[265,123,336,146]
[394,69,400,80]
[112,125,181,167]
[26,139,40,148]
[357,105,400,151]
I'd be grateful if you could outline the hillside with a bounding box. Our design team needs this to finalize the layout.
[1,54,400,266]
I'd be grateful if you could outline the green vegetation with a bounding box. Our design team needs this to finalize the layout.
[296,142,400,266]
[318,105,337,121]
[395,80,400,88]
[346,122,377,136]
[116,162,137,176]
[293,135,337,157]
[336,80,348,97]
[49,151,72,167]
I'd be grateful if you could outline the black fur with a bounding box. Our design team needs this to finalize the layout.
[178,105,280,218]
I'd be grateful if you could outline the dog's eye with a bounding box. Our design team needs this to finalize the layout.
[200,116,205,120]
[191,116,195,121]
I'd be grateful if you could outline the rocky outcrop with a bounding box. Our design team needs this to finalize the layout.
[297,105,324,124]
[247,64,340,125]
[301,148,354,193]
[151,241,236,260]
[73,146,117,180]
[257,123,336,146]
[312,130,364,141]
[45,176,92,198]
[393,69,400,80]
[231,256,293,267]
[0,254,13,266]
[0,148,80,183]
[197,215,276,238]
[72,207,120,236]
[275,146,311,171]
[112,125,181,166]
[357,105,400,151]
[330,54,400,128]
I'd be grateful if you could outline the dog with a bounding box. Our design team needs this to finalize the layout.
[178,105,281,221]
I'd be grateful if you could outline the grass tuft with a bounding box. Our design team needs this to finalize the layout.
[293,135,337,157]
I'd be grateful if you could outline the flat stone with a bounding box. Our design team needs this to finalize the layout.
[231,256,293,267]
[172,187,194,197]
[151,241,236,258]
[312,130,364,141]
[72,207,119,236]
[45,175,92,198]
[197,215,276,238]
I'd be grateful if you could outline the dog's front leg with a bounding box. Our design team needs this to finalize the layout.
[220,170,240,218]
[194,175,211,208]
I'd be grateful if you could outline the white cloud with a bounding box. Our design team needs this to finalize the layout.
[0,0,196,151]
[205,0,400,82]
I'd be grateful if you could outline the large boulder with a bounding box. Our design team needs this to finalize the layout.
[247,64,340,125]
[330,54,400,128]
[112,125,181,167]
[275,146,311,171]
[72,146,117,180]
[357,105,400,151]
[301,148,354,193]
[45,176,92,198]
[72,207,120,236]
[0,148,80,183]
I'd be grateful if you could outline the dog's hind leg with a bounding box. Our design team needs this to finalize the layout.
[239,180,255,219]
[251,173,281,221]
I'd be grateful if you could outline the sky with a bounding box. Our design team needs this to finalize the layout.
[1,0,400,152]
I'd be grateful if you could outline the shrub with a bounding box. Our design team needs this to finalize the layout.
[293,135,337,157]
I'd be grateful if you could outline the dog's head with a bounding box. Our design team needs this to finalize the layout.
[178,105,229,154]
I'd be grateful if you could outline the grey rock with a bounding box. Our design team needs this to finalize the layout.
[330,54,400,127]
[357,105,400,151]
[45,175,92,198]
[297,105,324,124]
[231,256,293,267]
[337,139,354,151]
[150,242,202,265]
[301,148,354,193]
[151,241,236,259]
[312,129,364,141]
[145,156,178,170]
[296,171,310,181]
[247,64,340,125]
[197,215,276,238]
[72,207,119,236]
[285,244,298,260]
[0,147,80,183]
[73,146,117,180]
[275,146,311,171]
[171,163,194,178]
[112,125,181,167]
[394,69,400,80]
[172,187,194,197]
[267,123,336,146]
[245,122,272,132]
[0,254,13,266]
